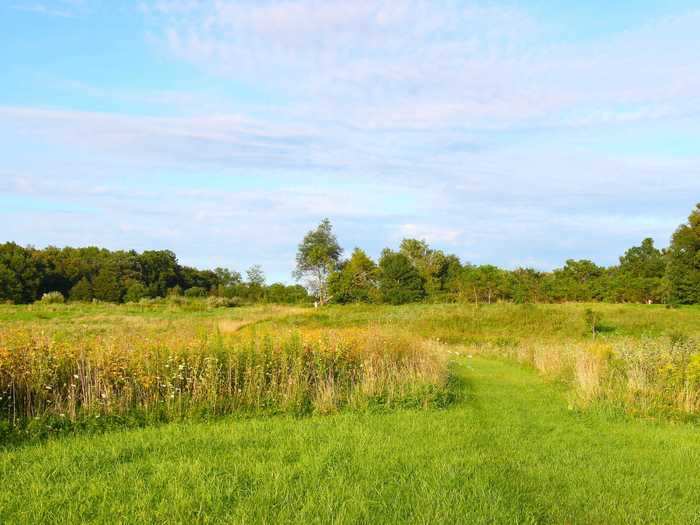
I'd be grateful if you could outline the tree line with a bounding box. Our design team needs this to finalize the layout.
[0,246,307,305]
[2,203,699,306]
[294,205,700,306]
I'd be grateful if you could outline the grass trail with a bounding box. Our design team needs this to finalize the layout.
[2,357,700,524]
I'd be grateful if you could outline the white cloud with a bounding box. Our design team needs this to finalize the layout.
[143,1,700,131]
[398,224,462,244]
[11,0,87,17]
[3,1,700,278]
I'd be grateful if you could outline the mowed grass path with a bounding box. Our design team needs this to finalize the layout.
[2,358,700,524]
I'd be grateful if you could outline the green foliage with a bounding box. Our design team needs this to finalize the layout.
[611,238,667,303]
[378,250,425,304]
[140,250,180,298]
[547,259,605,302]
[0,242,42,304]
[4,203,700,306]
[92,266,122,302]
[206,296,242,308]
[328,248,380,303]
[184,286,207,298]
[667,204,700,304]
[123,282,148,303]
[69,276,93,302]
[246,265,266,287]
[399,239,452,296]
[508,268,545,303]
[584,308,603,338]
[456,265,509,304]
[266,283,309,304]
[294,219,342,304]
[3,356,700,523]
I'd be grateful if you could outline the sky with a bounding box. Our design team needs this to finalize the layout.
[1,0,699,283]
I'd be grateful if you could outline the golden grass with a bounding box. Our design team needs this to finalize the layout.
[0,318,451,436]
[463,337,700,417]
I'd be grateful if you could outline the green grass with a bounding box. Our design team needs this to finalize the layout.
[3,357,700,524]
[3,302,700,522]
[263,302,700,341]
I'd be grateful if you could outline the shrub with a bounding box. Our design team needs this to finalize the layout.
[584,309,603,338]
[124,282,148,303]
[39,291,65,304]
[69,277,92,301]
[184,286,207,298]
[206,296,241,308]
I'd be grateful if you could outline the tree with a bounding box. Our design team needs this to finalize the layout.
[328,248,379,303]
[246,265,266,287]
[0,243,42,303]
[213,267,243,297]
[92,266,122,302]
[139,250,179,298]
[378,250,424,304]
[547,259,604,302]
[123,282,147,303]
[69,276,93,302]
[180,266,218,293]
[184,286,207,298]
[214,267,242,288]
[293,219,342,305]
[508,268,545,304]
[399,239,450,297]
[266,283,310,304]
[457,265,507,304]
[667,204,700,304]
[615,238,666,303]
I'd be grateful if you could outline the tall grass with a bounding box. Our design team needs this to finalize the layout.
[0,323,450,441]
[467,336,700,418]
[268,302,700,419]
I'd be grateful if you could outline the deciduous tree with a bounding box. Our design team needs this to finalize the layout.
[294,219,342,305]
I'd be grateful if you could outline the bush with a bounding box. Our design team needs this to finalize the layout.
[584,309,603,338]
[124,283,148,303]
[184,286,207,298]
[40,291,65,304]
[206,296,241,308]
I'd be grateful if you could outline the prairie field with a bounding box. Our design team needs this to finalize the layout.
[2,301,700,523]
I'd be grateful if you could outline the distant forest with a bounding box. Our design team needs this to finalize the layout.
[2,204,699,306]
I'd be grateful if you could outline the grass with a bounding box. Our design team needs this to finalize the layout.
[3,301,700,522]
[0,319,450,442]
[2,357,700,523]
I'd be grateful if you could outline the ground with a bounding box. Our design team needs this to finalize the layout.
[1,303,700,523]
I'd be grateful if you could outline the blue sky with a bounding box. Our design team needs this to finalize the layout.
[1,0,699,283]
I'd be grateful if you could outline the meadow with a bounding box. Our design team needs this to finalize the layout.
[1,301,700,523]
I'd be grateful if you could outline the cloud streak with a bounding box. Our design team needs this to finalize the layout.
[2,1,700,279]
[146,1,700,131]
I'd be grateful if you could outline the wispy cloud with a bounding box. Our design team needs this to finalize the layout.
[11,0,86,17]
[2,1,700,278]
[144,1,700,131]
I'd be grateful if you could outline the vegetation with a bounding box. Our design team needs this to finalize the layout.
[293,218,343,305]
[3,302,700,522]
[4,204,700,307]
[0,322,700,524]
[0,304,451,443]
[0,245,309,305]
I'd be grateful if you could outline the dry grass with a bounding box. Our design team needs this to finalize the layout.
[462,336,700,417]
[0,318,451,439]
